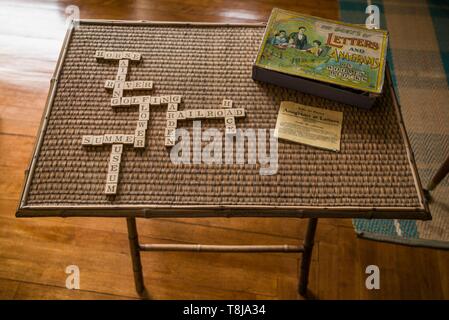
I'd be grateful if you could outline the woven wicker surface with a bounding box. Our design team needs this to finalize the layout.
[18,21,428,218]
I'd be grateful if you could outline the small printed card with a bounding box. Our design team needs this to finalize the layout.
[274,101,343,151]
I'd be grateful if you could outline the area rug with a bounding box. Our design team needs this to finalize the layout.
[339,0,449,248]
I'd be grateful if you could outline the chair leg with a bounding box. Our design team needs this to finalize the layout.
[127,217,145,295]
[426,154,449,191]
[298,218,318,297]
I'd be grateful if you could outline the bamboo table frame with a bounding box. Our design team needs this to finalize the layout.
[16,20,431,299]
[126,216,317,297]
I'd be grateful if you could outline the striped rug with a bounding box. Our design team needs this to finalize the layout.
[339,0,449,248]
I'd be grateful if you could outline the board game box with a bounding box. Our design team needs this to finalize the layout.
[252,8,389,108]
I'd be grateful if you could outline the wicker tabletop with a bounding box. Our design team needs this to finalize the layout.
[16,21,429,219]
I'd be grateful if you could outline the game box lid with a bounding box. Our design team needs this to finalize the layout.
[253,8,389,107]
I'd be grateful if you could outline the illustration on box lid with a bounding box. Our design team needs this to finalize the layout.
[254,8,389,94]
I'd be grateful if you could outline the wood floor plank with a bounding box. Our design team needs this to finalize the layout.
[165,216,350,241]
[10,279,132,300]
[0,120,39,138]
[0,278,20,299]
[0,135,35,168]
[0,167,26,201]
[0,214,295,298]
[1,213,302,274]
[437,250,449,298]
[316,241,339,299]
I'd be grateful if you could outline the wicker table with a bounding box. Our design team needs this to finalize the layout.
[16,20,430,298]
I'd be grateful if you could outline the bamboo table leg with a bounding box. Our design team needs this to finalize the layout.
[298,218,318,296]
[127,217,145,295]
[126,216,317,299]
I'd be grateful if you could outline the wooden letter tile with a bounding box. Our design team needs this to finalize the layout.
[122,52,132,60]
[110,153,122,164]
[124,135,135,144]
[111,98,121,107]
[139,112,150,121]
[225,116,235,126]
[167,103,178,112]
[165,136,175,146]
[104,80,115,89]
[165,128,176,137]
[142,81,153,89]
[170,95,182,103]
[131,96,143,105]
[133,81,144,90]
[231,108,245,117]
[176,111,186,120]
[92,135,104,145]
[216,109,225,118]
[117,66,128,75]
[116,74,127,81]
[194,110,206,118]
[225,126,237,135]
[114,81,124,89]
[134,137,145,148]
[166,119,177,128]
[184,110,194,119]
[119,59,128,67]
[104,183,117,194]
[166,112,177,120]
[141,96,151,104]
[113,135,125,144]
[205,110,216,118]
[112,144,123,154]
[124,81,134,90]
[166,131,176,139]
[150,96,161,105]
[112,88,123,98]
[81,135,93,145]
[139,104,150,112]
[108,163,120,173]
[136,121,148,130]
[103,134,114,144]
[121,97,131,105]
[104,51,114,59]
[135,129,146,138]
[106,173,119,183]
[160,95,171,104]
[113,52,124,60]
[131,52,141,61]
[224,109,234,117]
[222,99,233,108]
[94,50,105,59]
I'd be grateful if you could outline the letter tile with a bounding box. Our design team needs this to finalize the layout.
[112,144,123,154]
[222,99,233,108]
[104,183,117,194]
[81,135,93,145]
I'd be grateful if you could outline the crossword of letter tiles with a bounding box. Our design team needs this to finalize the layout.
[85,51,246,195]
[84,52,153,194]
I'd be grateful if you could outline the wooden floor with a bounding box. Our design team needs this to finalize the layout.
[1,0,448,300]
